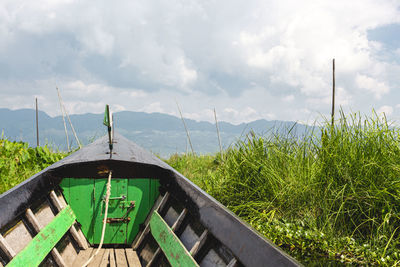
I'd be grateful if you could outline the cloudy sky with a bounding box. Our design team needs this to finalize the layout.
[0,0,399,124]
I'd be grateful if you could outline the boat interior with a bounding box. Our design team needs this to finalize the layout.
[0,134,298,267]
[0,180,241,267]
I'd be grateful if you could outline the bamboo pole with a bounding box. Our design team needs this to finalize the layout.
[112,113,115,144]
[57,88,82,148]
[331,58,335,127]
[35,98,39,147]
[56,87,70,151]
[214,108,223,158]
[63,105,81,149]
[175,100,194,155]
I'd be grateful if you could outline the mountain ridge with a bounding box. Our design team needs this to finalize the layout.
[0,108,311,156]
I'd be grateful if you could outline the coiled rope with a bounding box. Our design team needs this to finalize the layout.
[82,170,112,267]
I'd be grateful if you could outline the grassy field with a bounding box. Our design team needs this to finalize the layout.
[0,137,66,194]
[1,112,399,265]
[167,112,400,265]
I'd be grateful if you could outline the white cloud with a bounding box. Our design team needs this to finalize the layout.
[336,87,352,106]
[306,86,351,109]
[139,102,165,114]
[222,107,265,124]
[282,94,295,102]
[236,0,399,98]
[65,101,107,115]
[182,109,214,122]
[176,58,198,90]
[64,81,113,97]
[0,0,399,124]
[355,74,390,99]
[377,105,393,116]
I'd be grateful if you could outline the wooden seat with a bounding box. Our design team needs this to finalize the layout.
[72,248,141,267]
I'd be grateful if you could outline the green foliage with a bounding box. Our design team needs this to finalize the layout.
[166,112,400,265]
[0,138,67,194]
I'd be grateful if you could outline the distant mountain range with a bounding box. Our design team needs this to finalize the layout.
[0,108,313,157]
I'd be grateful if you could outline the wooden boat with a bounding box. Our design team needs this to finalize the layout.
[0,131,300,266]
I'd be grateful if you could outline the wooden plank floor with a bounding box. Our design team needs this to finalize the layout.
[72,248,141,267]
[72,248,93,267]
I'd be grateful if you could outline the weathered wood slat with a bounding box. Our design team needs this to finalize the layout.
[99,249,110,267]
[7,206,76,267]
[76,225,89,247]
[26,208,56,233]
[3,221,32,256]
[125,249,141,267]
[88,248,107,267]
[72,248,93,267]
[133,192,170,250]
[115,248,128,267]
[51,249,67,267]
[34,204,55,230]
[147,208,188,267]
[227,258,238,267]
[131,194,163,248]
[190,229,208,257]
[0,234,16,260]
[145,247,161,267]
[171,208,187,231]
[149,211,199,267]
[49,190,89,249]
[132,225,150,251]
[157,192,170,214]
[55,190,91,246]
[109,248,116,267]
[49,191,64,212]
[25,208,67,267]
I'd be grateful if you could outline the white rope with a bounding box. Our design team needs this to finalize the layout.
[82,171,112,267]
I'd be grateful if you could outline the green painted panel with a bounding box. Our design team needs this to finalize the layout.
[126,179,160,244]
[7,206,76,267]
[150,211,199,267]
[60,178,159,245]
[93,178,128,244]
[60,178,95,243]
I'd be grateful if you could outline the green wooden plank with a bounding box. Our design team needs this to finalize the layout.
[7,206,76,267]
[93,178,127,244]
[93,178,107,244]
[113,178,128,244]
[126,178,160,244]
[150,211,199,267]
[60,178,159,245]
[126,179,146,244]
[150,180,160,210]
[60,178,94,243]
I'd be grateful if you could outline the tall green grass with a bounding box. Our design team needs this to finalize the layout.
[0,138,67,194]
[167,112,400,265]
